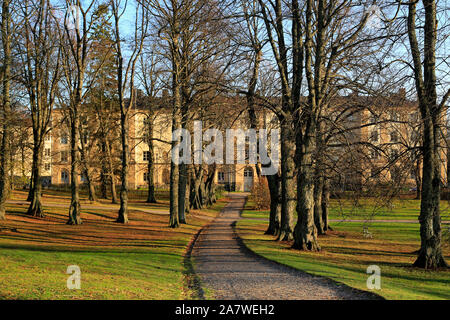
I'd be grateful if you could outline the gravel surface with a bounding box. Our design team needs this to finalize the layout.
[192,194,381,300]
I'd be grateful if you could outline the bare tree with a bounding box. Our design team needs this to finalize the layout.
[111,0,147,224]
[55,0,110,225]
[0,0,13,220]
[19,0,61,217]
[408,0,449,268]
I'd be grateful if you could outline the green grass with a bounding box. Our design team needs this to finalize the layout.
[0,192,226,300]
[328,198,450,221]
[236,200,450,300]
[0,246,184,300]
[242,198,450,222]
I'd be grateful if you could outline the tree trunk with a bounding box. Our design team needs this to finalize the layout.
[100,166,108,199]
[278,120,296,241]
[0,0,11,221]
[27,167,34,201]
[27,141,44,217]
[169,82,181,228]
[184,164,191,214]
[415,158,422,200]
[67,107,82,225]
[84,168,97,203]
[205,167,216,207]
[313,174,325,235]
[178,102,188,223]
[190,167,203,210]
[322,178,331,232]
[414,122,447,268]
[265,173,281,236]
[178,162,187,224]
[117,111,129,224]
[106,139,118,204]
[408,0,447,268]
[293,124,320,251]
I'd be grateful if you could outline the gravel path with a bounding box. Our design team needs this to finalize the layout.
[192,194,381,300]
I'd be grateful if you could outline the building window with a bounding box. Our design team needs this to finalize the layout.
[218,172,225,182]
[44,148,51,157]
[44,163,51,171]
[45,134,51,141]
[144,172,150,182]
[61,134,68,145]
[143,151,151,162]
[61,151,68,163]
[244,169,253,177]
[61,170,69,184]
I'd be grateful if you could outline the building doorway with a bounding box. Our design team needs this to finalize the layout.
[243,167,254,192]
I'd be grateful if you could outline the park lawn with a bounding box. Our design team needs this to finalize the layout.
[0,192,226,300]
[241,198,450,222]
[237,201,450,300]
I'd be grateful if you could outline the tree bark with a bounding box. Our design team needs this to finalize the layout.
[27,141,44,217]
[106,139,118,204]
[408,0,448,268]
[293,122,320,251]
[27,168,34,202]
[67,105,82,225]
[0,0,11,221]
[278,120,296,241]
[117,111,129,224]
[265,173,281,236]
[178,162,187,224]
[178,103,188,223]
[322,178,331,232]
[100,165,108,199]
[313,173,325,235]
[169,82,181,228]
[415,158,422,200]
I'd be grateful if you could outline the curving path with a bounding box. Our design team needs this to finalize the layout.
[192,194,380,300]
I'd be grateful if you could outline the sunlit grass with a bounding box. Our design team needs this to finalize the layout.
[0,191,226,300]
[236,200,450,300]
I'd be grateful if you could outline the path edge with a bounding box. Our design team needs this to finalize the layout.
[182,198,231,300]
[232,196,385,301]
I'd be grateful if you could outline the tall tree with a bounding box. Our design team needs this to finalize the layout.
[20,0,61,217]
[408,0,449,268]
[138,51,162,204]
[257,0,301,241]
[0,0,12,220]
[56,0,109,225]
[111,0,147,224]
